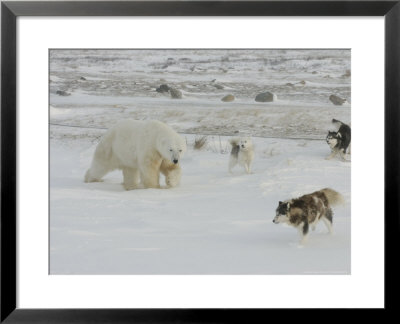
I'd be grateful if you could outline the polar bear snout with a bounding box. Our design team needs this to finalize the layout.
[168,148,184,165]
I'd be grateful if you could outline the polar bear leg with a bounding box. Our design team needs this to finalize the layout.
[165,166,181,188]
[122,167,140,190]
[140,166,161,189]
[160,160,181,188]
[84,160,110,183]
[84,134,114,183]
[228,158,237,174]
[166,168,181,188]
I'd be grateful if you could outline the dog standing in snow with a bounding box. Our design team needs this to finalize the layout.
[228,137,254,174]
[326,119,351,161]
[273,188,344,245]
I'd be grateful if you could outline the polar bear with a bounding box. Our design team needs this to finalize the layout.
[84,119,186,190]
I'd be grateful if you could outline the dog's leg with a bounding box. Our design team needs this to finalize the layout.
[346,144,351,160]
[322,209,333,234]
[322,217,333,234]
[339,150,348,161]
[299,221,309,245]
[340,150,351,162]
[325,150,337,160]
[245,162,251,174]
[247,160,254,174]
[228,158,236,174]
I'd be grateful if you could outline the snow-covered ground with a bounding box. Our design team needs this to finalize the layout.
[50,49,351,274]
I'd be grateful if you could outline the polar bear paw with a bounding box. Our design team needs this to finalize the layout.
[84,169,103,183]
[165,168,181,188]
[123,183,139,191]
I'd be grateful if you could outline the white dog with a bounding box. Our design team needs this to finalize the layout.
[228,137,254,174]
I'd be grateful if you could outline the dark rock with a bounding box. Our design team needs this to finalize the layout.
[342,70,351,78]
[80,76,86,80]
[169,88,182,99]
[255,91,276,102]
[56,90,71,96]
[329,94,347,106]
[213,84,224,90]
[156,84,170,93]
[221,94,235,102]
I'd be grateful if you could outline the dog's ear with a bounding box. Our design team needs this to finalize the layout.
[279,201,283,205]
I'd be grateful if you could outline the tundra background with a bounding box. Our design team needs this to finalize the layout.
[50,49,351,274]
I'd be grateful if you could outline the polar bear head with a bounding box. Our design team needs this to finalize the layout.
[157,136,187,165]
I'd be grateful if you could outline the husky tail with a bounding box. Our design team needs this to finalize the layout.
[332,119,345,126]
[229,137,240,146]
[321,188,345,206]
[332,118,351,128]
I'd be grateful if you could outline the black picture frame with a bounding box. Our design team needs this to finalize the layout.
[1,1,399,322]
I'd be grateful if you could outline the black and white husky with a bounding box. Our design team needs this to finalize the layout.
[326,119,351,161]
[229,137,254,174]
[273,188,344,245]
